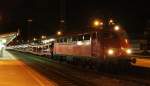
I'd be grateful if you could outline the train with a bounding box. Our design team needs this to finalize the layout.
[52,25,135,69]
[10,20,136,71]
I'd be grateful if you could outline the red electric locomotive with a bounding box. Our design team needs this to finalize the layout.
[52,20,135,68]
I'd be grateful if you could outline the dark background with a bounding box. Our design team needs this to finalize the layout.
[0,0,150,40]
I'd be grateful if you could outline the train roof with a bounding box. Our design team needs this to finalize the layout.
[48,25,128,39]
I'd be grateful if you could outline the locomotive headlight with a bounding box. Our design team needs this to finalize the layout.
[114,25,120,31]
[108,49,114,55]
[126,49,132,54]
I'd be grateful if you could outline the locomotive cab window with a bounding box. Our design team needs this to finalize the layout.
[56,38,60,43]
[64,37,67,43]
[72,36,78,41]
[84,34,90,40]
[78,35,84,41]
[60,38,64,43]
[67,37,72,43]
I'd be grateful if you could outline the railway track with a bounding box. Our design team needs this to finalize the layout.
[10,50,150,86]
[10,51,96,86]
[53,59,150,85]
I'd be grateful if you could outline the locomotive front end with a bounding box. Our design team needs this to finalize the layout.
[97,24,136,65]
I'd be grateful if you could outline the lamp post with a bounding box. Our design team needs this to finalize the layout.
[27,18,33,41]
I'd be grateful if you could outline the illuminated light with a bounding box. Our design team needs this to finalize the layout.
[60,20,65,23]
[0,44,5,49]
[42,38,55,44]
[109,19,114,23]
[77,41,83,45]
[1,36,6,38]
[49,38,55,42]
[114,25,120,31]
[126,49,132,54]
[33,38,37,41]
[41,35,46,39]
[2,39,6,43]
[100,22,103,26]
[84,41,90,45]
[109,19,115,25]
[42,40,49,44]
[125,39,128,43]
[108,49,114,55]
[57,31,62,36]
[27,19,32,22]
[121,46,124,50]
[94,20,100,26]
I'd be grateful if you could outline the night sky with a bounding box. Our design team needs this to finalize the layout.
[0,0,150,40]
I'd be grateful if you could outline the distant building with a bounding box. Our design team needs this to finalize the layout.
[130,20,150,53]
[130,33,144,53]
[144,20,150,50]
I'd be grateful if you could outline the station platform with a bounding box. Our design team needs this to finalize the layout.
[0,50,56,86]
[133,58,150,68]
